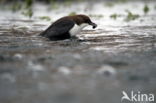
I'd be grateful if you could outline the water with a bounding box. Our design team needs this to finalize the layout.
[0,1,156,103]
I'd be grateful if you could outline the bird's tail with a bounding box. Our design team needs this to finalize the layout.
[39,31,45,36]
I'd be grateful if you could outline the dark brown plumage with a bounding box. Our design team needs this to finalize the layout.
[40,14,97,41]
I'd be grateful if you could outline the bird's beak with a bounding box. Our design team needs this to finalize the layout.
[89,22,97,29]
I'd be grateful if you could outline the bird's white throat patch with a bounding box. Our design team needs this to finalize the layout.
[69,23,88,36]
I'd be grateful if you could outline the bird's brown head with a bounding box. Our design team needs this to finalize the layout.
[70,14,97,29]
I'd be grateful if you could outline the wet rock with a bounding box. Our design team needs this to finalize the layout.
[36,56,54,62]
[27,61,45,72]
[106,61,128,67]
[58,67,72,75]
[96,65,117,77]
[14,53,23,59]
[0,73,16,83]
[0,55,14,62]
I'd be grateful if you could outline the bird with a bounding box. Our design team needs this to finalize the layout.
[39,14,97,41]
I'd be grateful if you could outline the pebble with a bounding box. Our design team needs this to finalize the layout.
[96,65,117,77]
[58,66,71,75]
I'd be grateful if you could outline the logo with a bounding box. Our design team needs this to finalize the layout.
[121,91,154,102]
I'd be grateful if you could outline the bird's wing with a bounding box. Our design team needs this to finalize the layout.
[40,19,75,37]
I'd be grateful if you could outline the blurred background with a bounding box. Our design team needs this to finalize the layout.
[0,0,156,103]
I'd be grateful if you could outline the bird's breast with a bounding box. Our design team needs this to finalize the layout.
[69,23,88,36]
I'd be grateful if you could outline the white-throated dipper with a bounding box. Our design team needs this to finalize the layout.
[39,14,97,41]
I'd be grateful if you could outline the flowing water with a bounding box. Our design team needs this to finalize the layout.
[0,1,156,103]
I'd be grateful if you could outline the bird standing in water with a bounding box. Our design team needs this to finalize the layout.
[40,14,97,41]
